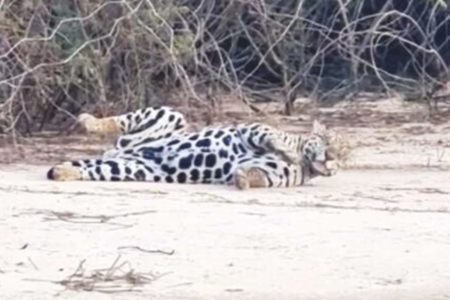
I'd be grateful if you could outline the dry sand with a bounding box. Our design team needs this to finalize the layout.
[1,98,450,299]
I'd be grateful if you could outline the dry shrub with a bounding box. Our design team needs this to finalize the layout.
[0,0,449,136]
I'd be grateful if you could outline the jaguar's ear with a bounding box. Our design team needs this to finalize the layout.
[312,120,327,135]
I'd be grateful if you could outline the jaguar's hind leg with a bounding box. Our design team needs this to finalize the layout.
[78,113,121,136]
[78,106,187,138]
[47,162,83,181]
[47,158,160,182]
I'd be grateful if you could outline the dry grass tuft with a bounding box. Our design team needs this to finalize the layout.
[58,255,160,293]
[327,130,355,169]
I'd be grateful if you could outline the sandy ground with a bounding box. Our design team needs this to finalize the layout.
[1,98,450,299]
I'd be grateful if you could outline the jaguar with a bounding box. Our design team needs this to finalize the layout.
[47,106,339,189]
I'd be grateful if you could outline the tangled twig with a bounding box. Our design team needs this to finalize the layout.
[0,0,449,135]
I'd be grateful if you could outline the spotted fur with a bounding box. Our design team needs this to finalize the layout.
[48,106,337,188]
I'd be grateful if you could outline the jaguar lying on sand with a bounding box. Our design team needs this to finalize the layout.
[47,106,344,189]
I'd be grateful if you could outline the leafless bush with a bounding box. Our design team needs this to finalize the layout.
[0,0,449,136]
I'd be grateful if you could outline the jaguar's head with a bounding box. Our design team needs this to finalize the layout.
[301,120,342,179]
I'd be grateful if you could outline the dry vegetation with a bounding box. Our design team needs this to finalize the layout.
[2,3,450,299]
[1,0,450,138]
[57,255,160,293]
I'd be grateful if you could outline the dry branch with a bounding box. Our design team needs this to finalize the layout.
[0,0,449,135]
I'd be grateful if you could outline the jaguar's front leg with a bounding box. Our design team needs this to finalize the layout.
[238,123,302,165]
[234,167,270,190]
[265,136,301,165]
[234,154,304,189]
